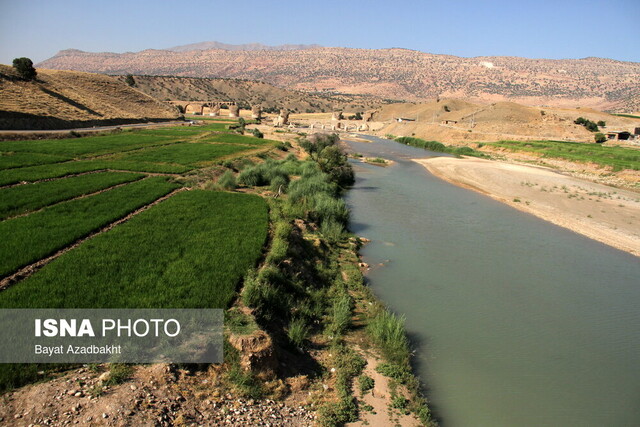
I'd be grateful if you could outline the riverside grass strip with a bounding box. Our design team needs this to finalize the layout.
[0,172,144,220]
[0,133,178,157]
[483,140,640,171]
[0,160,191,186]
[0,177,179,278]
[0,152,74,170]
[0,190,268,309]
[108,142,257,166]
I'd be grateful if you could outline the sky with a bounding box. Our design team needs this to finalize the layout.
[0,0,639,65]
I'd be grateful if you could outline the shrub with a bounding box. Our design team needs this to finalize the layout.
[12,57,37,80]
[238,166,267,187]
[125,74,136,87]
[250,128,264,138]
[594,133,607,143]
[287,317,310,348]
[320,218,345,244]
[269,175,288,193]
[358,374,375,394]
[217,170,236,190]
[368,310,410,365]
[329,293,352,336]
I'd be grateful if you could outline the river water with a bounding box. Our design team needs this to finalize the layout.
[343,136,640,427]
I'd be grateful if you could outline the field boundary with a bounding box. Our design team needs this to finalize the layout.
[2,178,145,221]
[0,187,188,291]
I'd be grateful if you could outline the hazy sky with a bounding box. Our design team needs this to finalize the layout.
[1,0,638,64]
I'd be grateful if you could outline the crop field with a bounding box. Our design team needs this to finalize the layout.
[0,171,144,220]
[0,152,74,170]
[482,140,640,171]
[0,177,179,278]
[106,142,254,166]
[0,191,268,309]
[0,122,274,392]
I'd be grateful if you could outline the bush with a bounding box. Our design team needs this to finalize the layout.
[368,309,410,365]
[125,74,136,87]
[12,57,37,80]
[238,166,267,187]
[594,133,607,143]
[358,374,375,394]
[250,128,264,138]
[320,218,345,244]
[287,317,310,348]
[269,175,288,193]
[217,170,236,190]
[329,293,352,336]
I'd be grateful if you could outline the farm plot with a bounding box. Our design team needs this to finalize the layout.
[205,133,278,146]
[0,133,179,158]
[483,140,640,171]
[0,177,179,278]
[0,152,74,170]
[0,171,144,220]
[0,190,268,308]
[105,142,258,166]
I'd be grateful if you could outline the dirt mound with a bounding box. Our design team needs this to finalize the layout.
[0,65,180,130]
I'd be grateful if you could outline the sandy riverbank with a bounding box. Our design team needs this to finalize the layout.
[415,157,640,257]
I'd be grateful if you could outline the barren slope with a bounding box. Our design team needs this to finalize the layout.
[37,47,640,111]
[0,65,180,130]
[372,99,640,143]
[118,75,383,113]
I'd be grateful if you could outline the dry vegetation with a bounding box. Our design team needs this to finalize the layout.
[0,65,180,130]
[38,47,640,112]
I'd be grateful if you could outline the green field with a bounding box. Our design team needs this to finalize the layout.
[0,152,74,170]
[107,142,257,166]
[0,177,179,278]
[0,171,144,220]
[0,191,268,308]
[0,123,276,393]
[482,140,640,171]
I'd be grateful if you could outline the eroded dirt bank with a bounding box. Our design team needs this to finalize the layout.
[415,157,640,257]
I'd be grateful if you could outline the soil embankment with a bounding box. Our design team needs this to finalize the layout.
[416,157,640,257]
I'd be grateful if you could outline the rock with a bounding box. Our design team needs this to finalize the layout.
[102,413,108,419]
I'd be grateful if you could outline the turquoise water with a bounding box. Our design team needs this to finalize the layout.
[344,136,640,426]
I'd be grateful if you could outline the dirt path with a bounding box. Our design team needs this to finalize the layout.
[416,157,640,257]
[0,187,188,290]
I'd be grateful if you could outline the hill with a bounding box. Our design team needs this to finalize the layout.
[0,65,180,130]
[117,74,384,113]
[370,99,640,144]
[165,41,322,52]
[37,46,640,112]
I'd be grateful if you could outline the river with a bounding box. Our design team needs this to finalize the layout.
[343,136,640,426]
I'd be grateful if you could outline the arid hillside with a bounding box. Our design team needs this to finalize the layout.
[370,99,640,143]
[0,65,180,130]
[37,47,640,112]
[118,74,384,113]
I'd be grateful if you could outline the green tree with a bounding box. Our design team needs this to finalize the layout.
[597,120,606,127]
[124,74,136,87]
[12,57,37,80]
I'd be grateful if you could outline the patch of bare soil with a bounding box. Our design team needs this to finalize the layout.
[0,364,315,426]
[416,157,640,257]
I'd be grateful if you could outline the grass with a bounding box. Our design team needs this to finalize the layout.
[0,152,73,170]
[612,113,640,119]
[395,136,488,158]
[0,133,177,157]
[107,142,255,166]
[483,140,640,171]
[0,171,144,220]
[0,177,179,278]
[205,133,277,146]
[0,190,268,308]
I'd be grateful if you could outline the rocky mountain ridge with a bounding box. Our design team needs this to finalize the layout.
[37,46,640,112]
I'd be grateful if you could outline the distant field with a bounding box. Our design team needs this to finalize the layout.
[205,133,278,146]
[613,113,640,119]
[482,140,640,171]
[107,142,256,166]
[0,190,268,308]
